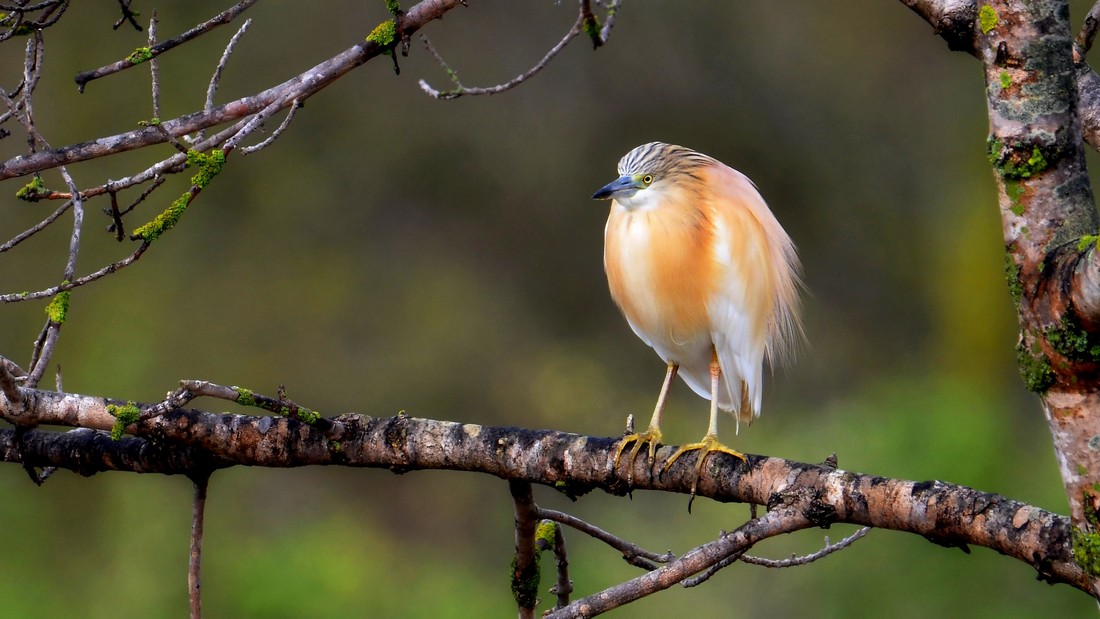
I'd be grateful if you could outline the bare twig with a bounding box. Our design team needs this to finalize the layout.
[511,480,539,619]
[0,198,72,252]
[418,23,580,99]
[2,0,469,181]
[206,18,251,114]
[682,527,873,587]
[114,0,142,31]
[548,522,572,609]
[74,0,259,92]
[598,0,622,43]
[0,240,150,303]
[240,99,301,155]
[1079,1,1100,54]
[0,356,24,405]
[148,11,161,119]
[418,0,622,99]
[189,471,211,619]
[547,509,809,617]
[538,508,673,569]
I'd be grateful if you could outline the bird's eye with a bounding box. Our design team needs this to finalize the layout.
[641,174,654,186]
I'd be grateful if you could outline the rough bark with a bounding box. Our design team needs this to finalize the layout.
[0,385,1090,595]
[902,0,1100,584]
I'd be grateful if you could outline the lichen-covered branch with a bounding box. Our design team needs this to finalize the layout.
[0,0,468,182]
[899,0,1100,586]
[0,384,1090,596]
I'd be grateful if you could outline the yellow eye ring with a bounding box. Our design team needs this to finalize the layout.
[642,174,654,185]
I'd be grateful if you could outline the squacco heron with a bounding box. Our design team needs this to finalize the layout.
[593,142,802,489]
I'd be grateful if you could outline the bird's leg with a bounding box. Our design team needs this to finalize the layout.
[663,348,747,496]
[614,361,677,482]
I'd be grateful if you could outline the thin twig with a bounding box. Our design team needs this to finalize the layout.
[547,509,809,618]
[0,240,150,304]
[74,0,258,92]
[148,11,161,119]
[2,0,469,181]
[240,99,301,155]
[598,0,622,43]
[204,18,252,118]
[113,0,142,31]
[141,379,346,439]
[0,356,24,404]
[510,480,539,619]
[418,22,580,99]
[0,198,72,252]
[1079,1,1100,55]
[418,0,622,99]
[189,471,211,619]
[682,527,873,587]
[538,507,673,569]
[549,522,572,609]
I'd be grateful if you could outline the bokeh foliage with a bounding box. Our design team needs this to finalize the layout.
[0,1,1096,615]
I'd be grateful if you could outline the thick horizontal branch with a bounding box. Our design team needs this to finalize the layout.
[0,0,465,181]
[0,385,1089,595]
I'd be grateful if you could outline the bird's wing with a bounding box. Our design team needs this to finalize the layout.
[703,164,791,428]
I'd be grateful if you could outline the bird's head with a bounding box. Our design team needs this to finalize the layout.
[591,142,714,212]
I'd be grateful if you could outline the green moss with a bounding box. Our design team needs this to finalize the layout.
[999,71,1011,89]
[296,407,321,425]
[987,137,1049,180]
[328,440,342,452]
[535,521,557,548]
[133,192,190,241]
[1072,493,1100,576]
[133,149,224,241]
[582,12,602,46]
[978,5,998,34]
[16,175,46,201]
[366,19,396,47]
[12,23,34,36]
[187,149,225,188]
[235,387,256,407]
[275,405,321,425]
[45,288,70,324]
[510,556,540,609]
[1004,254,1023,306]
[138,118,161,127]
[107,401,141,441]
[1005,179,1025,215]
[1078,235,1100,252]
[384,0,401,14]
[126,46,154,64]
[1016,339,1054,392]
[1046,315,1100,361]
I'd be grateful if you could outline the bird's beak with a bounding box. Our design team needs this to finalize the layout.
[592,175,642,201]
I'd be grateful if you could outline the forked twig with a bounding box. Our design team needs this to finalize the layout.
[74,0,258,92]
[538,508,673,570]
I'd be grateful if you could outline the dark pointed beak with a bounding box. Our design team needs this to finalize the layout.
[592,175,640,200]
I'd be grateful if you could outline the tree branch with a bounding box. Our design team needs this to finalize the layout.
[0,0,467,182]
[0,384,1090,595]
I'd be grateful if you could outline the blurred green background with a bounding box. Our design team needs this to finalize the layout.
[0,1,1096,616]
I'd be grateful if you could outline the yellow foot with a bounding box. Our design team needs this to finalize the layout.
[662,434,747,497]
[613,428,663,484]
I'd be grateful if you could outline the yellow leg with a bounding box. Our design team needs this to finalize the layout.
[614,361,677,481]
[663,349,746,495]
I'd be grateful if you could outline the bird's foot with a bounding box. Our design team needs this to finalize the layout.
[663,434,747,498]
[613,428,663,484]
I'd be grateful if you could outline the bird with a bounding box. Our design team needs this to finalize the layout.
[593,141,802,491]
